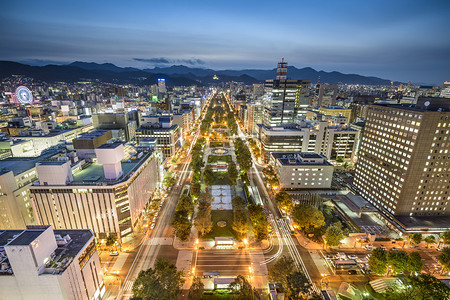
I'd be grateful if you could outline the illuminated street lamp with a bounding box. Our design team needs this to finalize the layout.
[243,238,248,247]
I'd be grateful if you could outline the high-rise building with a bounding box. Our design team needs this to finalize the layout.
[354,98,450,231]
[263,79,311,126]
[0,225,104,300]
[247,102,264,135]
[158,78,167,94]
[262,59,311,126]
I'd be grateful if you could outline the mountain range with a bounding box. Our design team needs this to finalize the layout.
[0,61,401,86]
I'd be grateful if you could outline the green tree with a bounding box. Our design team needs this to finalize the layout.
[232,195,246,209]
[188,276,204,300]
[384,274,450,300]
[232,209,250,239]
[198,192,213,204]
[190,182,201,199]
[411,233,422,245]
[172,211,191,241]
[408,252,423,273]
[248,204,264,220]
[105,234,117,247]
[286,271,312,299]
[227,161,238,185]
[441,230,450,245]
[228,275,254,300]
[368,247,388,275]
[268,256,296,291]
[132,257,185,300]
[424,235,436,248]
[194,208,213,236]
[275,191,293,213]
[203,165,214,186]
[252,219,270,241]
[192,171,202,184]
[163,172,175,189]
[292,204,325,232]
[324,222,344,248]
[438,247,450,272]
[388,249,409,274]
[176,195,194,217]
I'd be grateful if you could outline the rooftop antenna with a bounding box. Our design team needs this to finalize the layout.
[276,57,287,80]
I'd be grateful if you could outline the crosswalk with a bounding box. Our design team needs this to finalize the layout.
[123,280,134,292]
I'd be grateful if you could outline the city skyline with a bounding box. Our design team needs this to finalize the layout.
[1,0,449,84]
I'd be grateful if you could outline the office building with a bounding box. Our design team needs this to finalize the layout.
[262,59,311,126]
[319,106,351,119]
[136,120,181,158]
[271,152,334,189]
[263,79,311,126]
[92,111,138,141]
[158,78,167,94]
[0,225,104,300]
[354,98,450,232]
[247,102,264,135]
[72,129,112,160]
[257,121,359,163]
[30,143,161,241]
[317,84,338,107]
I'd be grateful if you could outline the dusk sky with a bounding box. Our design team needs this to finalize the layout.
[1,0,449,84]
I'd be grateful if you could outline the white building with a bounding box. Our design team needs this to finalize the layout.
[271,152,334,189]
[0,149,68,229]
[30,143,161,241]
[0,225,104,300]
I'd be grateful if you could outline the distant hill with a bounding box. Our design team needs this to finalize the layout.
[0,61,400,86]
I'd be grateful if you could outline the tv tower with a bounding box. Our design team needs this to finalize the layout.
[276,57,287,80]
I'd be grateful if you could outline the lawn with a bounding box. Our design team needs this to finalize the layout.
[209,141,230,148]
[212,124,227,129]
[202,210,238,240]
[208,155,232,164]
[210,171,233,185]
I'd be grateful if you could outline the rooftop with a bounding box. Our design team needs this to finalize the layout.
[272,152,332,166]
[7,229,46,245]
[0,230,24,246]
[137,124,178,131]
[52,229,93,262]
[0,149,61,176]
[395,215,450,230]
[97,142,122,149]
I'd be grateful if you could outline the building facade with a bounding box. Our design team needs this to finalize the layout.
[0,225,104,300]
[271,152,334,189]
[263,79,311,127]
[136,123,181,158]
[258,121,359,163]
[354,99,450,230]
[30,144,161,241]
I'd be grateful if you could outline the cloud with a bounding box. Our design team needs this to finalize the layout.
[133,57,205,66]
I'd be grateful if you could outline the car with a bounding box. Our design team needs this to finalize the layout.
[347,270,357,275]
[150,224,155,229]
[109,251,119,256]
[380,246,386,250]
[348,255,358,260]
